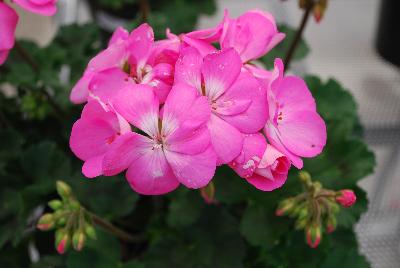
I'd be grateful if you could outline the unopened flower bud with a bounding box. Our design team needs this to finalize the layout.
[336,189,356,208]
[56,181,72,200]
[326,215,337,234]
[55,229,69,254]
[276,198,295,216]
[85,225,97,240]
[37,213,55,231]
[313,0,328,23]
[200,182,216,204]
[299,171,312,185]
[306,224,321,248]
[72,231,86,251]
[48,199,63,211]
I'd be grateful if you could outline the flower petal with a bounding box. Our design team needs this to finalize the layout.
[229,133,267,178]
[13,0,57,16]
[202,48,242,100]
[70,72,92,104]
[247,144,291,191]
[174,47,203,92]
[108,26,129,46]
[278,110,327,158]
[165,146,216,189]
[70,102,119,161]
[207,114,243,164]
[102,132,153,176]
[163,83,210,138]
[89,68,133,103]
[128,23,154,68]
[222,10,285,62]
[0,3,18,51]
[82,155,104,179]
[126,146,180,195]
[112,84,159,136]
[218,71,268,133]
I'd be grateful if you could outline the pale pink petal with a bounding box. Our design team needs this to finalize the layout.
[165,146,216,189]
[128,23,154,68]
[89,68,133,103]
[82,155,104,178]
[278,111,327,158]
[13,0,56,16]
[217,71,268,133]
[207,114,243,165]
[126,146,180,195]
[108,26,129,46]
[229,133,267,179]
[174,47,203,92]
[0,3,18,51]
[202,48,242,100]
[112,84,159,136]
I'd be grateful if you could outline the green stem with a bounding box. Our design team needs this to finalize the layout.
[90,212,145,243]
[283,2,313,72]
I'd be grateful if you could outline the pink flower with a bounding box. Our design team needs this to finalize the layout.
[71,24,178,104]
[0,2,18,65]
[102,83,217,195]
[220,10,285,63]
[264,59,327,168]
[13,0,57,16]
[229,133,291,191]
[336,189,357,208]
[69,101,131,178]
[175,47,268,164]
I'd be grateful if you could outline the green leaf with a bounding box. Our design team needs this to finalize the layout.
[240,203,289,249]
[167,188,204,227]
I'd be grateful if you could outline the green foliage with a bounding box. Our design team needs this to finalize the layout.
[0,13,374,268]
[259,24,310,69]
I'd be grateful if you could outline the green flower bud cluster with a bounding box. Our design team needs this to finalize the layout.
[36,181,97,254]
[276,171,355,248]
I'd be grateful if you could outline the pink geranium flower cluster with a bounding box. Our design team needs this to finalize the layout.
[0,0,57,65]
[69,10,327,195]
